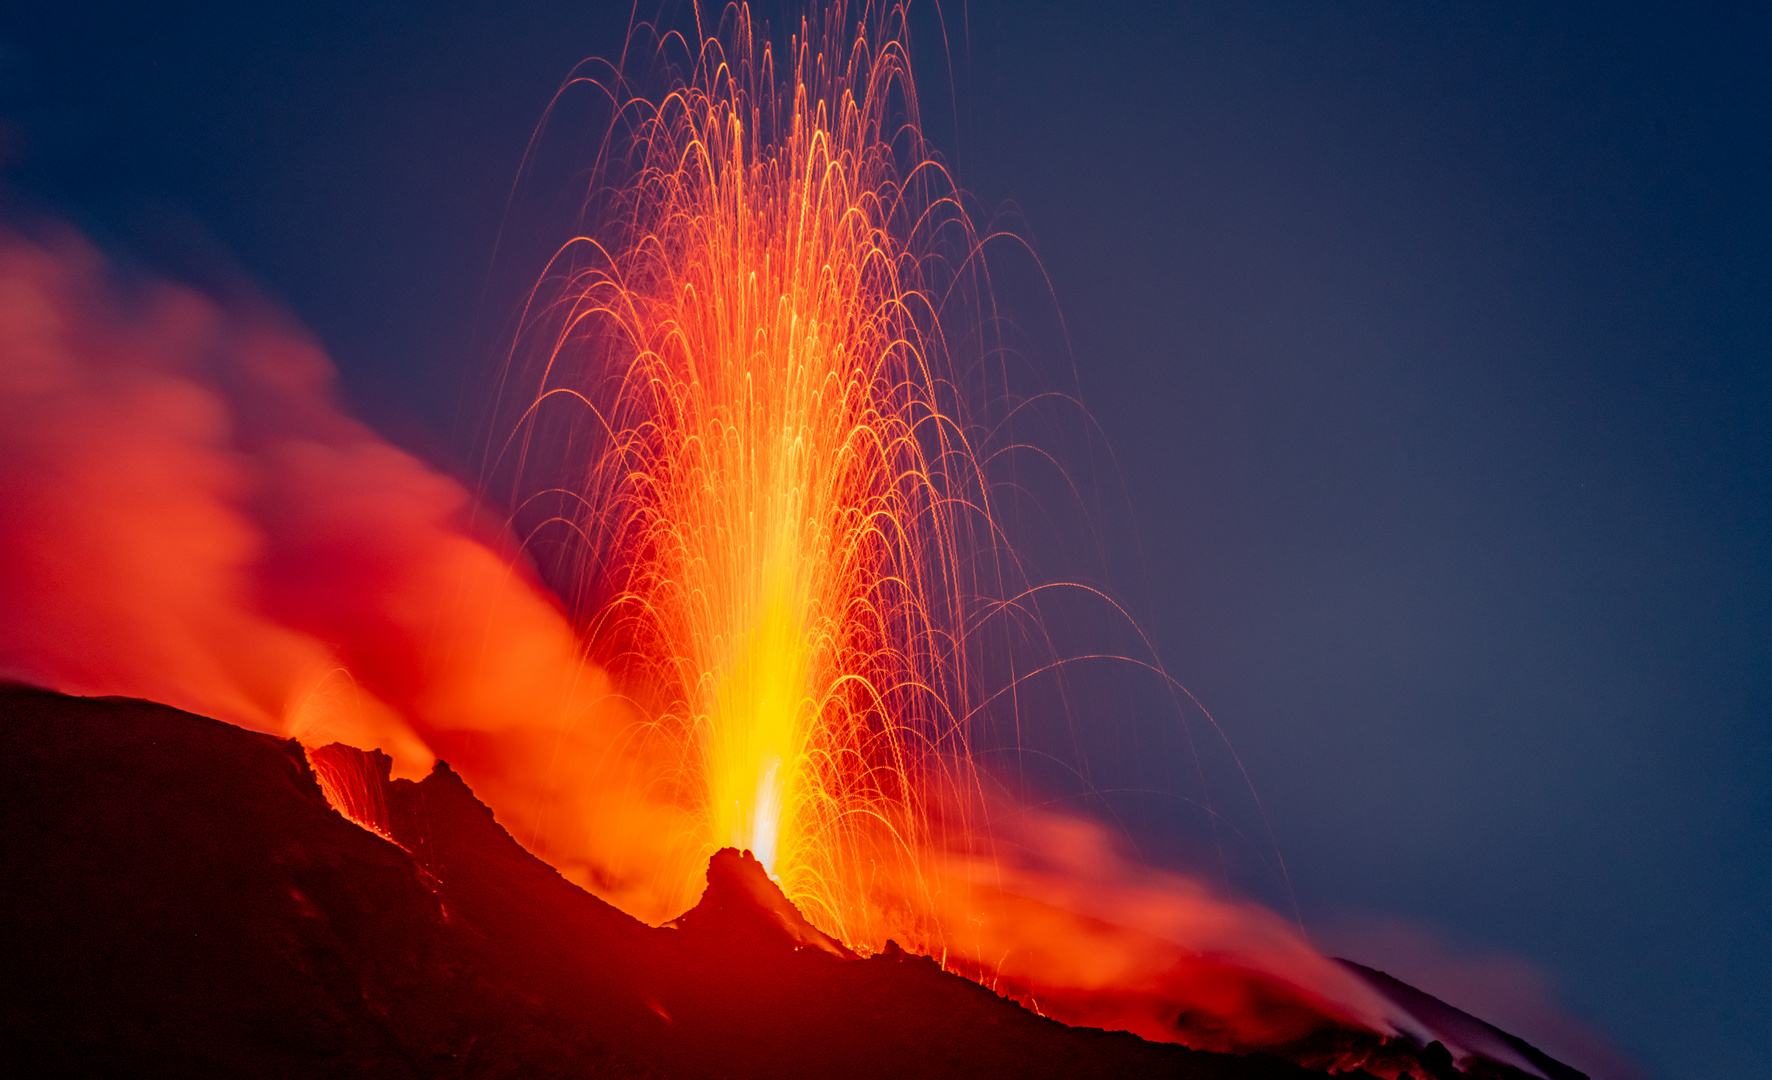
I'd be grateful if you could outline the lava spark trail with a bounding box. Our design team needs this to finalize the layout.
[509,0,990,945]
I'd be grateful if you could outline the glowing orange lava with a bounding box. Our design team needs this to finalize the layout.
[511,0,987,945]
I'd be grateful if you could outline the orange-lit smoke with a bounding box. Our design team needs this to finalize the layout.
[927,807,1396,1050]
[0,226,663,880]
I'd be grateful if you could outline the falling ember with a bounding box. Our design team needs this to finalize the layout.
[510,0,985,941]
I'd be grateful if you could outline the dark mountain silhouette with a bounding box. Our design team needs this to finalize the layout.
[0,684,1583,1079]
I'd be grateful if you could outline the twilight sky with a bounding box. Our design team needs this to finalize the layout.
[2,4,1765,1079]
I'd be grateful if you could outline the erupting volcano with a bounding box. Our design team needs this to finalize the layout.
[0,3,1600,1079]
[499,0,987,942]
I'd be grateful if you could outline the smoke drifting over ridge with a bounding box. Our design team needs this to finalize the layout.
[0,224,686,903]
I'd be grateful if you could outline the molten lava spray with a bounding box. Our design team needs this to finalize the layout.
[507,1,987,943]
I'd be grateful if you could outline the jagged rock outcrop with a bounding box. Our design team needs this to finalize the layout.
[0,684,1583,1080]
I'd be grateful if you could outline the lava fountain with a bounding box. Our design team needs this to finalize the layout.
[505,0,992,945]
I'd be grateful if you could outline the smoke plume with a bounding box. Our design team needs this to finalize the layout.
[0,225,681,903]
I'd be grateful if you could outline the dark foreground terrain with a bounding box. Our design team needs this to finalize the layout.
[0,685,1582,1079]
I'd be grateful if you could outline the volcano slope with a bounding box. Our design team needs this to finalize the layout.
[0,685,1583,1079]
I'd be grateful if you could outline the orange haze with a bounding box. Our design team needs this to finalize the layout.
[0,227,670,889]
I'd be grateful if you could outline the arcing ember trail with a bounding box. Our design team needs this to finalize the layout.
[504,0,983,945]
[0,3,1588,1077]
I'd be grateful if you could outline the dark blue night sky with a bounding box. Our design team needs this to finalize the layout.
[2,4,1765,1079]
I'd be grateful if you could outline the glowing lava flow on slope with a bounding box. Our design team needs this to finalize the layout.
[508,1,987,945]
